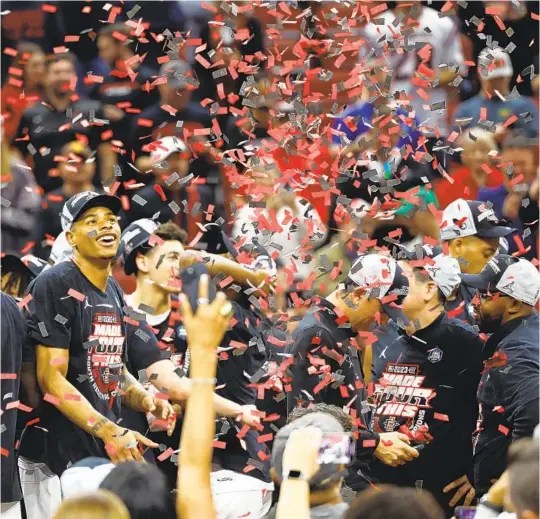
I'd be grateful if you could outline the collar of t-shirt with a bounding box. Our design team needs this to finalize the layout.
[124,293,170,327]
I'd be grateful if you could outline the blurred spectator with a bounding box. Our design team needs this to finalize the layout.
[434,129,503,209]
[344,486,444,519]
[269,412,349,519]
[54,490,130,519]
[100,462,176,519]
[231,157,327,280]
[362,1,464,161]
[12,53,117,192]
[458,1,539,98]
[89,23,159,183]
[332,62,421,151]
[1,42,45,143]
[454,47,539,139]
[478,135,538,258]
[32,141,97,260]
[0,139,40,254]
[337,118,440,246]
[125,135,215,244]
[132,59,215,179]
[312,199,369,296]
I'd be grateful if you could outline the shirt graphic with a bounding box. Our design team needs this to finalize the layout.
[87,312,125,400]
[373,363,436,432]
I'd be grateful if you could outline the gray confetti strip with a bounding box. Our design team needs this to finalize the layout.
[54,314,68,325]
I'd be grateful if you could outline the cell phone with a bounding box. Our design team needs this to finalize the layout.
[179,263,216,312]
[454,506,477,519]
[317,434,354,465]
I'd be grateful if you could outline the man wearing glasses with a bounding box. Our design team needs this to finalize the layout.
[462,255,540,500]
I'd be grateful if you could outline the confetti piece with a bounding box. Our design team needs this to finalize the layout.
[43,393,61,406]
[68,289,86,302]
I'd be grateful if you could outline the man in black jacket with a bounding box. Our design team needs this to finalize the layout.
[285,253,420,492]
[461,255,540,498]
[369,258,489,517]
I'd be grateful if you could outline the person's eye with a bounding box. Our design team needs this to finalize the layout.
[86,219,97,226]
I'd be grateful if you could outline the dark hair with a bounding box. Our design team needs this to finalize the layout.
[1,267,33,299]
[287,403,354,432]
[99,462,176,519]
[507,438,539,514]
[345,486,445,519]
[46,53,77,69]
[132,221,187,275]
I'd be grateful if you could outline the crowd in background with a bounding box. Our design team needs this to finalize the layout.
[1,1,539,519]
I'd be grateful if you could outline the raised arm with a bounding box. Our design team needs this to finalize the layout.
[177,275,235,519]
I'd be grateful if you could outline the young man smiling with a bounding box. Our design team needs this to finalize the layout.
[25,192,168,477]
[118,219,266,489]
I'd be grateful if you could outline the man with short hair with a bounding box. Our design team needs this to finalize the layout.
[25,192,169,477]
[13,54,117,191]
[440,198,515,323]
[454,46,539,139]
[461,255,540,496]
[118,219,268,488]
[369,258,488,517]
[285,253,420,493]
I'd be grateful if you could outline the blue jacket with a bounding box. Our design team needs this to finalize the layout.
[474,313,540,495]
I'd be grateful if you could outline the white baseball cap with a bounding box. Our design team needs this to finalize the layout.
[149,136,189,163]
[347,253,410,324]
[461,254,540,306]
[478,47,513,80]
[440,199,515,241]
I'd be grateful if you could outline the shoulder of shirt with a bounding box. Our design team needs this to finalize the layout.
[72,98,103,110]
[22,101,50,118]
[444,314,481,341]
[499,315,539,350]
[33,261,75,285]
[138,103,161,120]
[1,292,22,316]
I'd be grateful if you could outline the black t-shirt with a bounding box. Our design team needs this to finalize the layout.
[24,261,161,475]
[285,297,380,491]
[1,292,25,503]
[13,98,107,193]
[369,313,487,517]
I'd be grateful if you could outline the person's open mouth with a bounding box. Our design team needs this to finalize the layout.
[96,233,118,248]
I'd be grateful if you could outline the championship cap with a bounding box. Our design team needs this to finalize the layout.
[440,199,515,241]
[118,219,159,275]
[60,191,121,232]
[346,253,409,324]
[461,254,540,306]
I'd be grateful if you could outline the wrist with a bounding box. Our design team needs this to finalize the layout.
[93,419,118,440]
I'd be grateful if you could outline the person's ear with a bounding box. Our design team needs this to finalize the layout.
[449,238,462,258]
[135,252,150,274]
[66,230,76,249]
[507,298,524,317]
[425,280,439,303]
[347,287,366,307]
